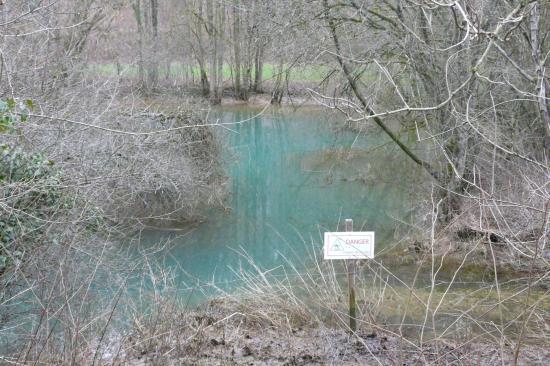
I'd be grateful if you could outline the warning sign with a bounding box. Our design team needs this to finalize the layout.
[324,232,375,259]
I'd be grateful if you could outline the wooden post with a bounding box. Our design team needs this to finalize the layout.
[345,218,356,332]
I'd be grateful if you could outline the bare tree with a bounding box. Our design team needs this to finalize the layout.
[319,0,549,221]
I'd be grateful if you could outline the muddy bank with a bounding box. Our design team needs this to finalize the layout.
[118,299,549,366]
[220,93,320,107]
[128,80,325,109]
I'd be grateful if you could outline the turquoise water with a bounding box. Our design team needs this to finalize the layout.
[138,106,420,295]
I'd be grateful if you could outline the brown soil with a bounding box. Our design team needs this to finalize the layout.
[220,93,321,107]
[118,300,549,366]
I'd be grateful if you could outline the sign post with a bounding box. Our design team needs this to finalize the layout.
[345,219,356,332]
[324,219,375,332]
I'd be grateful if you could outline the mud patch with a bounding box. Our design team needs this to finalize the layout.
[119,300,549,365]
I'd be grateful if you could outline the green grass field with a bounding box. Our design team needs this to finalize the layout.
[87,62,332,83]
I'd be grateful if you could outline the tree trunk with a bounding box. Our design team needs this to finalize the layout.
[147,0,159,90]
[271,59,284,104]
[199,64,210,96]
[214,4,225,103]
[193,1,210,96]
[241,3,251,99]
[208,1,224,104]
[207,0,218,101]
[253,44,264,93]
[530,2,550,151]
[233,0,243,99]
[251,0,264,94]
[132,0,145,88]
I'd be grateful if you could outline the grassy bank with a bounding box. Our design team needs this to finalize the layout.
[43,249,550,364]
[3,236,547,365]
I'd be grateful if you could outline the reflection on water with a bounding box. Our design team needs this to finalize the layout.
[138,106,420,294]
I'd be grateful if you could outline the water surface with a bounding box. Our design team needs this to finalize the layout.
[138,106,420,294]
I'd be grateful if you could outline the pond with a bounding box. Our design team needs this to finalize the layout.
[135,106,423,299]
[2,107,545,350]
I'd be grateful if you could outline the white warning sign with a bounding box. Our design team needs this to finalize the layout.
[324,232,375,259]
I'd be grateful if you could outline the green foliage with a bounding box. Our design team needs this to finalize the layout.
[0,98,32,133]
[0,144,60,273]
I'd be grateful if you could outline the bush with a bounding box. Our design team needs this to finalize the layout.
[0,144,61,273]
[0,97,61,273]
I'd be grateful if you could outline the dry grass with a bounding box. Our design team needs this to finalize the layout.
[104,242,549,365]
[1,170,548,365]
